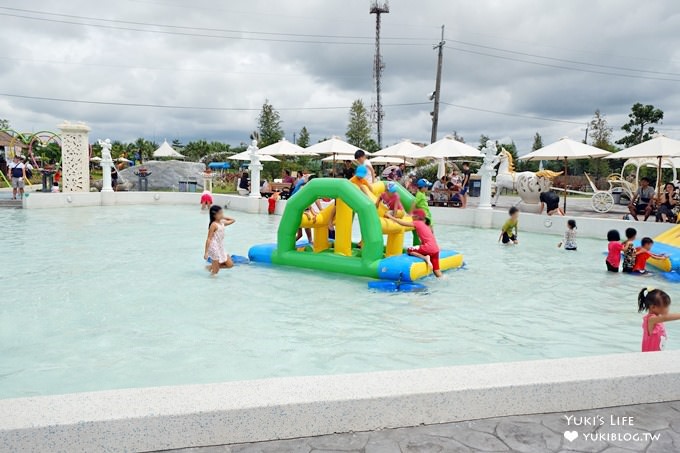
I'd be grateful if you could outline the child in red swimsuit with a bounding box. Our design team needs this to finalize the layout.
[387,209,442,277]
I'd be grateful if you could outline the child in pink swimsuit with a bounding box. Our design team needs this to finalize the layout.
[204,205,236,275]
[387,209,442,278]
[637,288,680,352]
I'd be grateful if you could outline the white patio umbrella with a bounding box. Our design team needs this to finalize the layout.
[116,157,132,163]
[412,136,483,159]
[369,155,414,165]
[229,150,280,162]
[321,153,356,162]
[519,137,612,213]
[306,136,360,176]
[258,138,317,157]
[372,139,422,164]
[605,135,680,193]
[90,156,102,162]
[411,136,483,180]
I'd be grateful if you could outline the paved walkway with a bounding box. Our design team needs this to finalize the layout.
[160,401,680,453]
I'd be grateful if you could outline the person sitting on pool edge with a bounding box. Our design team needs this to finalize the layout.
[539,190,564,216]
[499,206,519,245]
[387,209,442,278]
[628,177,656,221]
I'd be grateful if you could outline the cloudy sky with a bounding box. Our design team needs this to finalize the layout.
[2,0,680,152]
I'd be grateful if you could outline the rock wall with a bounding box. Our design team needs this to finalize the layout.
[116,160,206,191]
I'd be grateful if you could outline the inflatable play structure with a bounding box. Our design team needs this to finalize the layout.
[248,178,463,282]
[648,225,680,275]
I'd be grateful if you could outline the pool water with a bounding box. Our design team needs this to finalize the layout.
[0,205,676,399]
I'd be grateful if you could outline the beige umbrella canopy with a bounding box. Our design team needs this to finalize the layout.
[373,139,422,160]
[258,138,317,157]
[411,136,482,159]
[519,137,611,213]
[307,136,360,176]
[605,135,680,193]
[369,156,415,165]
[229,150,280,162]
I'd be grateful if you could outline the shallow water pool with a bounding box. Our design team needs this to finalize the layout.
[0,205,676,399]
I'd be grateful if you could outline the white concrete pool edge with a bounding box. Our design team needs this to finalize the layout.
[22,191,671,239]
[1,351,679,453]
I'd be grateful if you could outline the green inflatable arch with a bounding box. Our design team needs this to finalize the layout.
[272,178,415,278]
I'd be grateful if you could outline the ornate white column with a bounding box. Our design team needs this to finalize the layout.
[59,121,91,192]
[98,138,114,192]
[247,140,262,199]
[478,141,499,210]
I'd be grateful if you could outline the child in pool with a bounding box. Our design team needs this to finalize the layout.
[621,227,637,273]
[387,209,442,277]
[558,219,577,250]
[376,182,404,217]
[632,237,667,275]
[638,288,680,352]
[204,205,235,275]
[605,229,622,272]
[200,190,213,210]
[413,179,433,227]
[499,207,519,245]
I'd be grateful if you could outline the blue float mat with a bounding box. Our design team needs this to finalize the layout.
[368,280,427,293]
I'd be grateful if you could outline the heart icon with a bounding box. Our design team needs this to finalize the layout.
[564,431,579,442]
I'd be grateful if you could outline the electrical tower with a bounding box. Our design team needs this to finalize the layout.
[370,1,389,148]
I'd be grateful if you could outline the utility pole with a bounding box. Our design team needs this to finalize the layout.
[370,1,389,148]
[430,25,445,144]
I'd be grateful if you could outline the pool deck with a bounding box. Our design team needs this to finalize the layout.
[161,400,680,453]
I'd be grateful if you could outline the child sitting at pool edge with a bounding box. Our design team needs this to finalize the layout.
[204,205,236,275]
[638,287,680,352]
[499,207,519,244]
[387,209,442,278]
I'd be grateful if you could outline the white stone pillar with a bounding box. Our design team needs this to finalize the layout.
[99,139,114,193]
[478,171,494,210]
[247,140,262,199]
[478,142,499,210]
[59,122,91,192]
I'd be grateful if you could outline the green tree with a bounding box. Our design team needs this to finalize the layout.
[616,103,664,147]
[0,118,10,130]
[478,134,490,150]
[171,139,183,150]
[346,99,373,149]
[588,109,614,179]
[183,140,211,161]
[134,138,157,161]
[257,100,285,147]
[297,126,310,148]
[532,132,544,151]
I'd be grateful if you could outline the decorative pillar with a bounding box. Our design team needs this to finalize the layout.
[202,171,215,192]
[247,140,262,199]
[98,138,114,192]
[478,141,499,210]
[59,121,91,192]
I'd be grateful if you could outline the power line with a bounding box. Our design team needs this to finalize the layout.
[0,92,429,111]
[0,6,433,43]
[439,102,584,125]
[0,92,587,125]
[444,46,680,82]
[445,37,680,77]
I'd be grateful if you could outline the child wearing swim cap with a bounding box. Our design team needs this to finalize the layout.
[376,181,404,217]
[412,178,433,227]
[350,164,373,196]
[387,209,442,277]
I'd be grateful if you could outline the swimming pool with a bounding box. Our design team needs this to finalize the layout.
[0,205,676,399]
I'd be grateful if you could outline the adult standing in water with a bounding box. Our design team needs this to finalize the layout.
[539,190,564,216]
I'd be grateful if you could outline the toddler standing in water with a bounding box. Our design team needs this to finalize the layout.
[605,230,622,272]
[621,227,637,273]
[558,219,577,251]
[204,205,235,275]
[638,288,680,352]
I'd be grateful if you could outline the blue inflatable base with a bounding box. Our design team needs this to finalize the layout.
[206,255,250,265]
[368,281,428,293]
[661,271,680,282]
